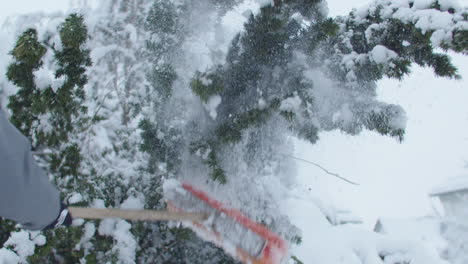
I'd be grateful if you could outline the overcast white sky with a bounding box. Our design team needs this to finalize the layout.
[0,1,69,25]
[1,0,467,227]
[0,0,383,25]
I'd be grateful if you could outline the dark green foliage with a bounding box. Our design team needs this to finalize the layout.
[291,235,303,245]
[364,109,405,142]
[59,14,89,49]
[146,0,178,36]
[32,14,92,180]
[295,122,320,143]
[149,64,177,99]
[304,18,339,52]
[226,97,289,138]
[291,255,305,264]
[49,144,82,177]
[6,29,46,136]
[10,29,47,67]
[139,118,181,174]
[27,226,117,264]
[330,4,465,82]
[384,58,412,79]
[190,1,329,180]
[145,0,181,61]
[135,223,240,264]
[50,14,92,144]
[7,13,92,152]
[205,148,227,184]
[446,28,468,54]
[0,219,17,247]
[27,227,84,263]
[189,0,467,182]
[191,68,225,103]
[216,106,274,144]
[139,1,239,260]
[188,141,226,183]
[242,10,288,65]
[3,13,94,262]
[429,53,460,78]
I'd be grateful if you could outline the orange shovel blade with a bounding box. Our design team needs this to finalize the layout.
[167,183,288,264]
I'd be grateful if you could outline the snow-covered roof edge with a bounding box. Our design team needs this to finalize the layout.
[429,175,468,196]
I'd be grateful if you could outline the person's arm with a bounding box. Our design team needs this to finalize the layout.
[0,111,66,230]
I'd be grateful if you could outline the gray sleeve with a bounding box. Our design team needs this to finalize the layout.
[0,111,60,230]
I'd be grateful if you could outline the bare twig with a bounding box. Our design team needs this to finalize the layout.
[283,154,360,186]
[154,238,181,263]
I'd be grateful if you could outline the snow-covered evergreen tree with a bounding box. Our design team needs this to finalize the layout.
[2,13,97,263]
[187,2,466,260]
[0,0,466,263]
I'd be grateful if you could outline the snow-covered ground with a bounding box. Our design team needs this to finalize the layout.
[295,0,468,227]
[289,0,468,262]
[295,54,468,226]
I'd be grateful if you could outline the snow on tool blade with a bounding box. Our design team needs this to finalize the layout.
[165,180,289,264]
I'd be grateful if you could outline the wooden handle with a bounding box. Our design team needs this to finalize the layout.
[68,207,207,222]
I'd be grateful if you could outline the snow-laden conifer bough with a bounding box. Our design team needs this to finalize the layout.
[68,179,288,264]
